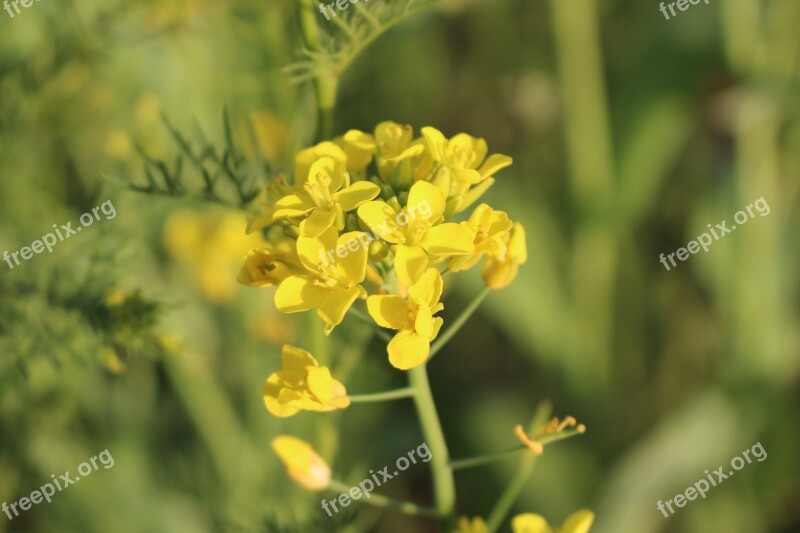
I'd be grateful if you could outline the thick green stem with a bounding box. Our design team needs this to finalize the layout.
[349,387,415,403]
[408,365,456,529]
[328,480,438,518]
[297,0,338,140]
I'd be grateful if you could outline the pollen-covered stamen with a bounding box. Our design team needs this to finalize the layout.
[405,218,432,246]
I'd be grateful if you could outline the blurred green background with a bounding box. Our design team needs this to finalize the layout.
[1,0,798,532]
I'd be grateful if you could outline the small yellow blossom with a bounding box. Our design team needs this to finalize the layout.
[511,510,594,533]
[274,156,381,237]
[450,203,514,273]
[482,222,527,289]
[374,121,429,184]
[271,435,331,491]
[237,238,300,287]
[336,129,376,174]
[263,345,349,417]
[367,268,444,369]
[454,516,489,533]
[359,180,474,286]
[274,226,369,333]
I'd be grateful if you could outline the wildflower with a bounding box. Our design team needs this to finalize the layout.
[455,516,489,533]
[263,345,349,417]
[271,435,331,491]
[367,268,444,369]
[374,121,428,184]
[514,417,586,456]
[358,180,474,286]
[482,222,527,289]
[274,226,369,333]
[511,510,594,533]
[274,156,381,237]
[449,203,514,273]
[336,129,376,174]
[237,238,300,287]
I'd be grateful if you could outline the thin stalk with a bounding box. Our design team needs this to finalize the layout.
[429,286,489,360]
[449,447,525,471]
[328,480,438,518]
[297,0,338,140]
[349,306,394,343]
[408,365,456,529]
[349,387,416,403]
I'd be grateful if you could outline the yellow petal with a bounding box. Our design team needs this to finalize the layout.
[274,194,314,218]
[263,375,300,417]
[281,344,318,373]
[299,208,336,238]
[316,285,363,328]
[387,330,430,370]
[451,133,488,168]
[274,276,328,313]
[511,514,553,533]
[367,295,410,330]
[335,231,369,283]
[457,177,495,215]
[306,365,333,402]
[394,244,428,287]
[509,223,528,263]
[478,153,513,179]
[421,223,475,255]
[295,141,346,183]
[271,435,331,491]
[482,256,519,289]
[421,126,447,161]
[561,510,594,533]
[358,201,404,244]
[414,302,435,339]
[326,379,351,409]
[407,268,443,309]
[333,181,381,212]
[408,180,445,221]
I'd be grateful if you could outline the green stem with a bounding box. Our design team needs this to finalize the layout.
[408,365,456,529]
[349,387,415,403]
[328,480,438,518]
[429,286,490,360]
[486,404,552,533]
[449,446,525,471]
[296,0,338,140]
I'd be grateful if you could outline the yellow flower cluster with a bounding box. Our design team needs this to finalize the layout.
[240,122,527,370]
[456,510,594,533]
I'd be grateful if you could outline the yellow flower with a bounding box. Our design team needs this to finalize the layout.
[358,180,474,286]
[237,238,300,287]
[294,141,348,184]
[271,435,331,491]
[274,156,381,237]
[374,121,428,184]
[263,345,349,417]
[422,127,512,216]
[449,203,514,273]
[246,174,300,234]
[482,222,527,289]
[454,516,489,533]
[511,510,594,533]
[336,129,376,174]
[274,226,369,333]
[367,268,444,370]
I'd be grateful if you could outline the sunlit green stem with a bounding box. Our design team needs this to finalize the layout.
[429,286,489,360]
[408,365,456,529]
[349,387,415,403]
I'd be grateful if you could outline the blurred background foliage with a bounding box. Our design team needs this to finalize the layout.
[1,0,799,532]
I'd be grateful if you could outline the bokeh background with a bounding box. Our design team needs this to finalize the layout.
[1,0,799,532]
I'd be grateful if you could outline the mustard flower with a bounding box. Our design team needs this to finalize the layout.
[367,268,444,370]
[511,510,595,533]
[271,435,331,491]
[335,129,376,174]
[263,345,349,417]
[274,226,369,333]
[358,180,474,286]
[449,203,514,273]
[274,156,381,237]
[482,222,528,289]
[237,238,300,287]
[455,516,489,533]
[374,121,429,184]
